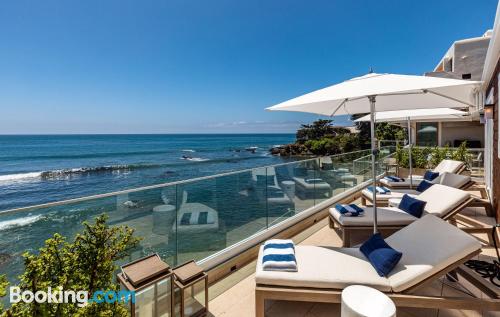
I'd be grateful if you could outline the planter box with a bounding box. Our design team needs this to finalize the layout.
[397,167,426,178]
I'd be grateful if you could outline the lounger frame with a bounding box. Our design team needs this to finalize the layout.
[381,164,467,189]
[255,249,500,316]
[329,197,474,247]
[362,180,475,206]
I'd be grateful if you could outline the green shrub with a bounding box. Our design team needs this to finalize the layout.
[0,274,7,314]
[4,214,141,316]
[396,143,471,170]
[452,141,470,167]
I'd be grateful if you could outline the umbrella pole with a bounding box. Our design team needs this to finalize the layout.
[407,117,413,189]
[369,96,377,234]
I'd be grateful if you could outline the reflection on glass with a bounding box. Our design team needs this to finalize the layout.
[416,122,438,146]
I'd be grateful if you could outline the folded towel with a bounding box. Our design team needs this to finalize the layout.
[367,186,391,194]
[305,178,324,184]
[334,168,349,174]
[180,211,216,226]
[267,187,285,198]
[180,212,191,225]
[335,204,364,217]
[262,239,297,272]
[384,175,404,182]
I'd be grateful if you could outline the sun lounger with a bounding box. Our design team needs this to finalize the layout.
[293,175,332,199]
[330,184,474,246]
[379,159,466,188]
[255,215,499,316]
[362,172,473,206]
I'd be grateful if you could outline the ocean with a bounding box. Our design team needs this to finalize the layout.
[0,134,295,211]
[0,134,297,285]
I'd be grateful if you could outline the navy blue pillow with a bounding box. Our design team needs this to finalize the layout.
[267,187,285,198]
[294,167,308,177]
[399,194,426,218]
[360,233,402,277]
[416,180,434,193]
[256,175,274,187]
[424,171,439,181]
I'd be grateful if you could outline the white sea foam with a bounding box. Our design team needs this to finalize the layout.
[182,149,196,153]
[0,172,42,183]
[0,215,43,231]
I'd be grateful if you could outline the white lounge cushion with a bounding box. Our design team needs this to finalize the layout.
[380,160,465,188]
[386,215,481,292]
[416,184,470,218]
[434,159,464,174]
[329,206,417,227]
[266,185,292,204]
[379,177,422,188]
[361,188,417,201]
[372,173,471,206]
[174,203,219,232]
[255,215,481,293]
[255,245,392,292]
[436,172,471,189]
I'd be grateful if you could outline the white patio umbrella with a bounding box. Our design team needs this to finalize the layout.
[267,73,480,233]
[354,108,469,188]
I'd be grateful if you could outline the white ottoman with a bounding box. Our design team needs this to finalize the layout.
[281,180,296,199]
[152,204,176,235]
[341,285,396,317]
[388,198,402,208]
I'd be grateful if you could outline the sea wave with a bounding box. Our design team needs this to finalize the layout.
[0,149,170,161]
[0,172,42,182]
[0,155,268,183]
[181,157,209,162]
[0,215,43,231]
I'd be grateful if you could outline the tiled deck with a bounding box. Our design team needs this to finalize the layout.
[207,193,500,316]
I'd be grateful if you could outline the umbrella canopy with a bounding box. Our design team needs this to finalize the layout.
[354,108,469,123]
[354,108,470,190]
[267,72,481,234]
[267,73,480,115]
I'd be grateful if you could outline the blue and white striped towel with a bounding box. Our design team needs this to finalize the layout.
[262,239,297,272]
[335,204,364,217]
[384,175,404,182]
[367,186,391,194]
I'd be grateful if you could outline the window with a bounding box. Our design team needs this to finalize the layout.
[416,122,438,147]
[462,73,471,80]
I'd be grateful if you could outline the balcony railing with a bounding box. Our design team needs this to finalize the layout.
[0,147,395,283]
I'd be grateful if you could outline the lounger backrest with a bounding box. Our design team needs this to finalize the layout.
[385,215,481,292]
[433,159,464,174]
[416,184,470,217]
[435,172,471,189]
[252,167,278,186]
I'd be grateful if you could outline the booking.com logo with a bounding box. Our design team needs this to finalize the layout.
[10,286,135,307]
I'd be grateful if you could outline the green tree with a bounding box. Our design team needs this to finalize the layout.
[5,214,140,317]
[296,119,350,143]
[376,122,406,142]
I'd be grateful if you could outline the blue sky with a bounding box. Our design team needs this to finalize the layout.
[0,0,497,134]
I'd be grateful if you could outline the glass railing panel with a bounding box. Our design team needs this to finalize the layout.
[281,160,316,216]
[266,165,296,227]
[174,168,267,264]
[311,158,333,205]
